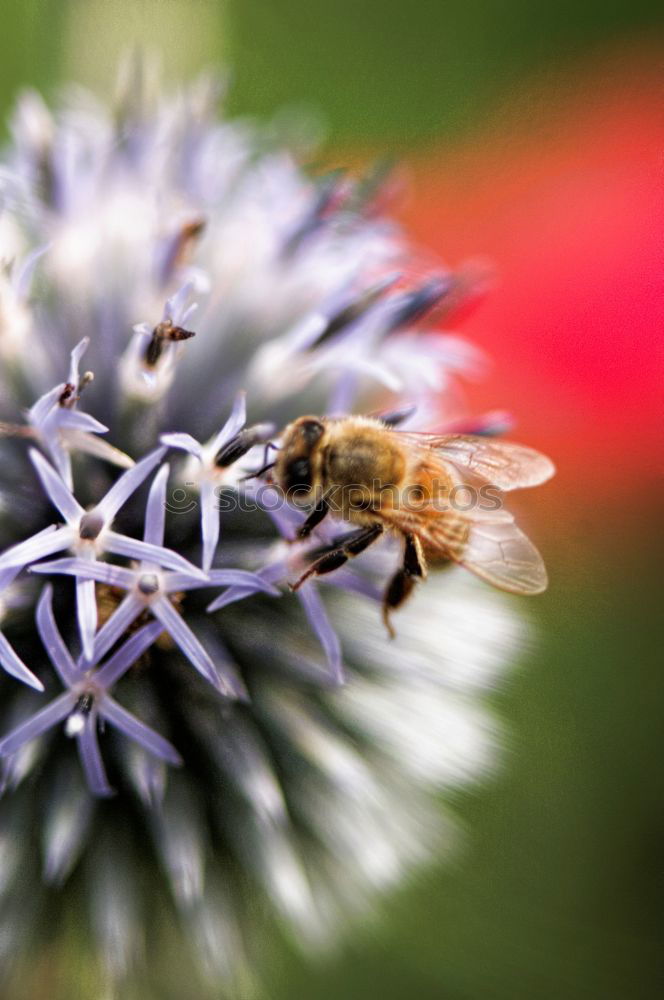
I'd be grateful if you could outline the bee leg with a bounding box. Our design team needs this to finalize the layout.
[295,495,330,541]
[382,534,427,638]
[290,524,384,590]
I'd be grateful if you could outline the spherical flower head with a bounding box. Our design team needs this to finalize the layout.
[0,62,534,995]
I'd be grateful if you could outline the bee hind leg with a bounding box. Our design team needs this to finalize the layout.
[290,524,384,590]
[382,534,427,638]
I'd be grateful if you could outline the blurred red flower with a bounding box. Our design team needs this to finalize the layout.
[400,56,663,529]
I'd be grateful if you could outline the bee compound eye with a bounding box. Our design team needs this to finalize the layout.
[300,420,324,445]
[286,457,311,491]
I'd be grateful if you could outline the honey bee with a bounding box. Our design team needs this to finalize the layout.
[271,413,555,635]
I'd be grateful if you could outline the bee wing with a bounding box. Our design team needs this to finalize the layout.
[371,429,550,594]
[400,433,555,491]
[422,508,549,595]
[394,435,550,593]
[459,513,548,594]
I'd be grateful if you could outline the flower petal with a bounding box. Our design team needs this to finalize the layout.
[56,410,108,435]
[164,280,193,324]
[91,594,143,664]
[0,525,71,572]
[64,431,134,469]
[101,696,182,766]
[298,583,344,685]
[200,478,220,572]
[96,446,166,521]
[323,567,382,602]
[151,595,224,693]
[68,337,90,385]
[15,241,50,299]
[207,568,280,591]
[210,390,246,455]
[143,462,169,548]
[0,630,44,690]
[162,572,214,592]
[159,432,203,461]
[76,716,114,797]
[104,532,206,578]
[205,569,281,613]
[35,583,78,686]
[205,586,256,613]
[76,577,97,663]
[30,557,136,590]
[0,692,74,756]
[93,620,164,688]
[46,437,74,490]
[29,449,83,524]
[28,384,62,428]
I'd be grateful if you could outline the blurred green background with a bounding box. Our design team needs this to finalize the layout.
[1,2,663,998]
[2,0,664,145]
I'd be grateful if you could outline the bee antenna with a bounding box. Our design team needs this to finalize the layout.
[240,460,275,482]
[238,437,276,479]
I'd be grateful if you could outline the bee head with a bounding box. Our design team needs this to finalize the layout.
[274,416,325,497]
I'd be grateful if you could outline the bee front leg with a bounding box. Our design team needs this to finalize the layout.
[290,524,384,589]
[382,533,427,639]
[295,495,330,541]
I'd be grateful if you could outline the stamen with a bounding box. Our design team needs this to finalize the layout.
[281,171,346,256]
[214,424,273,468]
[387,276,453,333]
[65,691,95,736]
[137,573,160,596]
[308,278,395,349]
[75,691,95,714]
[78,511,105,540]
[58,382,76,406]
[58,370,95,408]
[144,319,196,367]
[161,218,206,282]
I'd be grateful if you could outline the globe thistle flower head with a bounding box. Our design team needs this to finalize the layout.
[0,63,532,995]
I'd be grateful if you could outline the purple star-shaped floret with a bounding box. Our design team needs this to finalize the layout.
[0,447,204,660]
[31,464,278,696]
[0,585,182,797]
[27,337,133,488]
[161,391,272,571]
